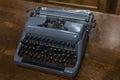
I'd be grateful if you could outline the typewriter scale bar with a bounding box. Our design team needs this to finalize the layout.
[38,7,91,21]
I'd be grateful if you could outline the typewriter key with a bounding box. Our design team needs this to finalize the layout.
[36,55,41,60]
[61,53,65,57]
[58,60,62,64]
[24,45,28,49]
[49,53,52,56]
[58,54,61,58]
[28,46,32,50]
[70,52,74,55]
[53,53,57,57]
[66,54,70,58]
[50,56,53,60]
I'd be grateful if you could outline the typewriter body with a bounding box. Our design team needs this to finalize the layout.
[14,7,96,77]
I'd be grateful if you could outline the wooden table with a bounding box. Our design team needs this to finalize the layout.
[0,0,120,80]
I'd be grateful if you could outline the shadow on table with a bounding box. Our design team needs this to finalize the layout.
[102,60,120,80]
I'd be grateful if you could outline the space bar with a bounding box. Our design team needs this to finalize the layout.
[22,58,65,71]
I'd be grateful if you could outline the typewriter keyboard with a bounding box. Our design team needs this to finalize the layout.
[18,34,77,69]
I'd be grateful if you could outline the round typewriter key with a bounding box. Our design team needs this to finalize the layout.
[66,50,70,54]
[41,51,44,54]
[31,40,34,45]
[73,55,77,60]
[70,52,74,55]
[53,48,57,52]
[36,55,41,60]
[63,59,66,62]
[73,55,77,58]
[25,39,29,44]
[33,40,36,45]
[21,44,25,48]
[49,53,52,56]
[66,54,70,58]
[61,53,65,57]
[50,47,54,51]
[24,45,28,49]
[24,50,29,55]
[53,53,57,57]
[28,46,32,50]
[58,60,62,64]
[41,54,44,57]
[54,58,57,62]
[50,56,53,60]
[57,48,61,52]
[29,40,32,45]
[40,54,44,61]
[32,46,35,50]
[44,50,48,53]
[58,54,61,58]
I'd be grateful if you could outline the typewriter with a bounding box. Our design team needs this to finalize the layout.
[14,7,96,77]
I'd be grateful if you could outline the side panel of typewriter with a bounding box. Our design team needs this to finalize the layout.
[14,32,26,65]
[64,27,88,77]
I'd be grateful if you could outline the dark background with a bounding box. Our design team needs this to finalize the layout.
[25,0,120,14]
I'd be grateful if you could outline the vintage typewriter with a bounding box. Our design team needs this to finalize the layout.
[14,7,96,77]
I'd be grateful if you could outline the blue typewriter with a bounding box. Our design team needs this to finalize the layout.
[14,7,96,77]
